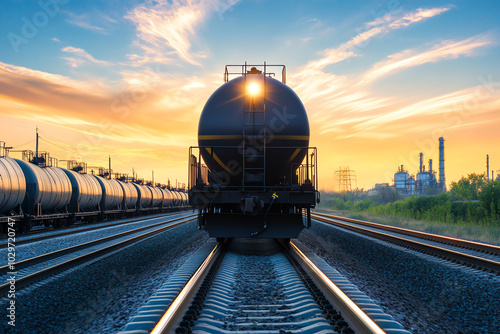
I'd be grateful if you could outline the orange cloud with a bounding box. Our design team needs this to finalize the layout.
[0,61,218,185]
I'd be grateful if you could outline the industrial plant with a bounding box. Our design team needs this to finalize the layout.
[393,137,446,196]
[390,137,499,196]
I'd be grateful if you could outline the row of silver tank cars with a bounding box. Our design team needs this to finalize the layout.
[0,156,189,232]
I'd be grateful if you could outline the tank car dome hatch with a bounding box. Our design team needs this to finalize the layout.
[198,74,310,186]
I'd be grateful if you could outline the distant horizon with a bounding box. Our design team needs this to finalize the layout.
[1,0,499,191]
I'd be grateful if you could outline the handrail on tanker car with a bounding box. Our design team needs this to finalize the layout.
[224,62,286,84]
[188,145,317,192]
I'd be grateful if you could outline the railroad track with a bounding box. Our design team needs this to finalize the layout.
[312,212,500,274]
[0,210,192,248]
[0,214,196,295]
[148,238,404,334]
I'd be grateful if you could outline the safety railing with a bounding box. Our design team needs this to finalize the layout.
[224,62,286,84]
[189,146,317,191]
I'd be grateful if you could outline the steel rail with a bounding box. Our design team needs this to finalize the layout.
[151,239,386,334]
[0,210,191,248]
[312,214,500,273]
[313,212,500,255]
[0,217,196,295]
[288,241,386,334]
[150,242,223,334]
[0,213,196,276]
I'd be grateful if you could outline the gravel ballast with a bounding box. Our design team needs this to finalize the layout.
[0,212,192,264]
[0,220,208,334]
[299,221,500,333]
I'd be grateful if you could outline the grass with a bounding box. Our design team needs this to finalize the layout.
[314,206,500,245]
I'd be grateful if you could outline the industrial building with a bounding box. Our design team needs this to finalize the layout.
[393,137,445,196]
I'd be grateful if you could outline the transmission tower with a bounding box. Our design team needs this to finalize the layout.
[334,166,356,192]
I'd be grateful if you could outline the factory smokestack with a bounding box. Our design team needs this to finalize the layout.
[439,137,445,192]
[429,159,433,174]
[487,155,489,181]
[419,153,423,173]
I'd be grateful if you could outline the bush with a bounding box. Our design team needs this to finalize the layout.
[322,183,499,226]
[480,181,500,219]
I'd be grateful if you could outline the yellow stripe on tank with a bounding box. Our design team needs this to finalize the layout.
[205,148,232,174]
[199,135,309,141]
[199,135,243,140]
[285,148,302,165]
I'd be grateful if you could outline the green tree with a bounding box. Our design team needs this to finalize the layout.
[450,173,487,200]
[374,186,402,204]
[479,181,500,219]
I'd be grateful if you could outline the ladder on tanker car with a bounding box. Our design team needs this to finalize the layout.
[242,63,267,191]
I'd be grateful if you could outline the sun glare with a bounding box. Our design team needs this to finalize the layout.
[248,82,260,96]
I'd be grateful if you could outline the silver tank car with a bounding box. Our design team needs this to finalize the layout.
[148,186,163,208]
[180,192,188,206]
[94,176,124,211]
[15,159,72,214]
[0,157,26,214]
[132,183,152,208]
[63,169,102,212]
[171,191,180,206]
[159,188,172,207]
[118,181,139,210]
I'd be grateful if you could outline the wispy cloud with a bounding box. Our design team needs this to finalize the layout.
[366,7,451,28]
[65,12,106,32]
[361,34,494,83]
[62,46,112,67]
[288,6,470,138]
[304,6,451,71]
[125,0,239,66]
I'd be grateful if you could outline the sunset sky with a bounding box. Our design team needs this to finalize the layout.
[1,0,499,191]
